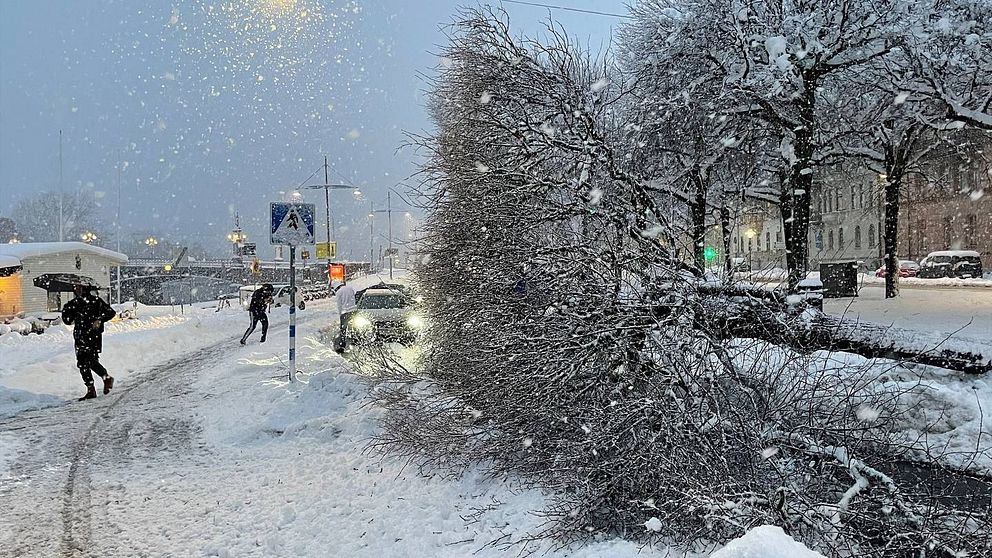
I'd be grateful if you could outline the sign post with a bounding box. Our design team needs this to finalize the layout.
[270,202,315,382]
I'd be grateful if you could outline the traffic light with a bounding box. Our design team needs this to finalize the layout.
[703,246,717,262]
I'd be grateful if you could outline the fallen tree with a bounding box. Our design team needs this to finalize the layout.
[369,8,992,557]
[694,284,992,375]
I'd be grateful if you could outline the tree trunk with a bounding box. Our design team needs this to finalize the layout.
[883,174,901,299]
[721,203,732,275]
[690,166,708,270]
[786,125,814,291]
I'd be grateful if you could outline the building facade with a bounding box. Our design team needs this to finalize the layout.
[809,168,884,271]
[898,148,991,269]
[0,242,128,318]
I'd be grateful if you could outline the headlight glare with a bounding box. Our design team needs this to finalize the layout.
[352,315,372,330]
[406,315,425,329]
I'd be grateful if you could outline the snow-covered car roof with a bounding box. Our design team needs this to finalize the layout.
[0,241,128,265]
[925,250,981,258]
[0,255,21,269]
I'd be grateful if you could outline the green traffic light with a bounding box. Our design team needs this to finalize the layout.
[703,246,717,261]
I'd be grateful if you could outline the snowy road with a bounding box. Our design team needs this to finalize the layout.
[0,292,681,558]
[824,285,992,343]
[0,343,222,557]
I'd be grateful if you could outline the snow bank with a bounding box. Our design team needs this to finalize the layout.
[0,433,25,480]
[0,299,336,418]
[710,526,824,558]
[89,331,683,558]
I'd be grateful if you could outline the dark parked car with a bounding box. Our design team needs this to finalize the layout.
[917,251,984,279]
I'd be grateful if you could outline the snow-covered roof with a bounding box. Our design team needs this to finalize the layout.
[0,242,128,265]
[926,250,981,258]
[0,255,21,269]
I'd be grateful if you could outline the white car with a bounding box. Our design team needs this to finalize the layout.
[343,287,424,347]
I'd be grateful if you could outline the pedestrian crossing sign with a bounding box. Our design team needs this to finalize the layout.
[270,202,315,246]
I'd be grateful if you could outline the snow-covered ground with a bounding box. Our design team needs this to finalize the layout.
[0,274,941,556]
[823,287,992,473]
[824,285,992,342]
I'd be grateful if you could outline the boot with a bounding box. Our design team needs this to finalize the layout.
[260,334,266,343]
[79,384,97,401]
[102,375,115,395]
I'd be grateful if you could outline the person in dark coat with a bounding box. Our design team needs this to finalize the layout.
[240,283,274,345]
[61,285,117,400]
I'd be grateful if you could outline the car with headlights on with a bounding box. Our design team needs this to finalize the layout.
[343,286,424,347]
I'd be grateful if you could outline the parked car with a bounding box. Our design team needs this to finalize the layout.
[917,251,984,279]
[342,286,424,348]
[874,260,920,278]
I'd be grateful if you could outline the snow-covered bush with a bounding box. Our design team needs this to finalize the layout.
[367,7,991,557]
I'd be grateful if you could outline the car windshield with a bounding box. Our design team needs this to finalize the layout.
[959,256,982,264]
[931,256,952,263]
[358,294,409,310]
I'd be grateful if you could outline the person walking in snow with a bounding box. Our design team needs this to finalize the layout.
[334,281,357,352]
[61,284,117,400]
[240,283,274,345]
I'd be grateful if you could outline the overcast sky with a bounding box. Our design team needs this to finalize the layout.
[0,0,626,258]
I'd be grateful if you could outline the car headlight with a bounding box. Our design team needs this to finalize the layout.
[406,315,425,330]
[414,295,424,303]
[351,315,372,330]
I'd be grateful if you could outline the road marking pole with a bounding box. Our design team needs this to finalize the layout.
[289,244,297,383]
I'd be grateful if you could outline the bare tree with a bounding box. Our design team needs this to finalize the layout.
[12,191,104,243]
[369,8,991,556]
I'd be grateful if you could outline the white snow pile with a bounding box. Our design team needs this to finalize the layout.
[0,302,251,418]
[710,525,825,558]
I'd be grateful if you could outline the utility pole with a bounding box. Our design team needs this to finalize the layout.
[303,158,353,288]
[59,130,64,242]
[116,162,122,304]
[387,191,393,279]
[369,201,375,273]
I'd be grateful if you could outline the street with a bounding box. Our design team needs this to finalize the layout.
[0,296,668,558]
[824,284,992,343]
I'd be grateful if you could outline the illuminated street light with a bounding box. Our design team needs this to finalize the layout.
[144,236,159,247]
[80,231,98,243]
[8,237,20,244]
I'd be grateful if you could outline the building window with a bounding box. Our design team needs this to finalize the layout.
[828,230,835,250]
[776,230,782,243]
[855,226,862,249]
[965,214,977,249]
[765,231,770,251]
[827,189,833,213]
[850,185,857,209]
[836,188,844,211]
[868,224,876,247]
[859,184,865,209]
[838,227,845,249]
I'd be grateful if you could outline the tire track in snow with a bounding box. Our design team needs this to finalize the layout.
[57,343,224,557]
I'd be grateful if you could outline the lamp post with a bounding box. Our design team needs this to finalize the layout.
[368,204,376,273]
[745,228,757,272]
[369,192,396,279]
[80,231,97,243]
[302,156,356,288]
[144,236,159,258]
[227,213,246,259]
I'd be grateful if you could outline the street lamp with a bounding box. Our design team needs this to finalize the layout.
[302,156,357,288]
[744,228,757,272]
[145,236,159,259]
[8,237,20,244]
[227,213,246,258]
[80,231,97,243]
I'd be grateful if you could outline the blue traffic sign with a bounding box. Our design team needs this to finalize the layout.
[270,202,315,246]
